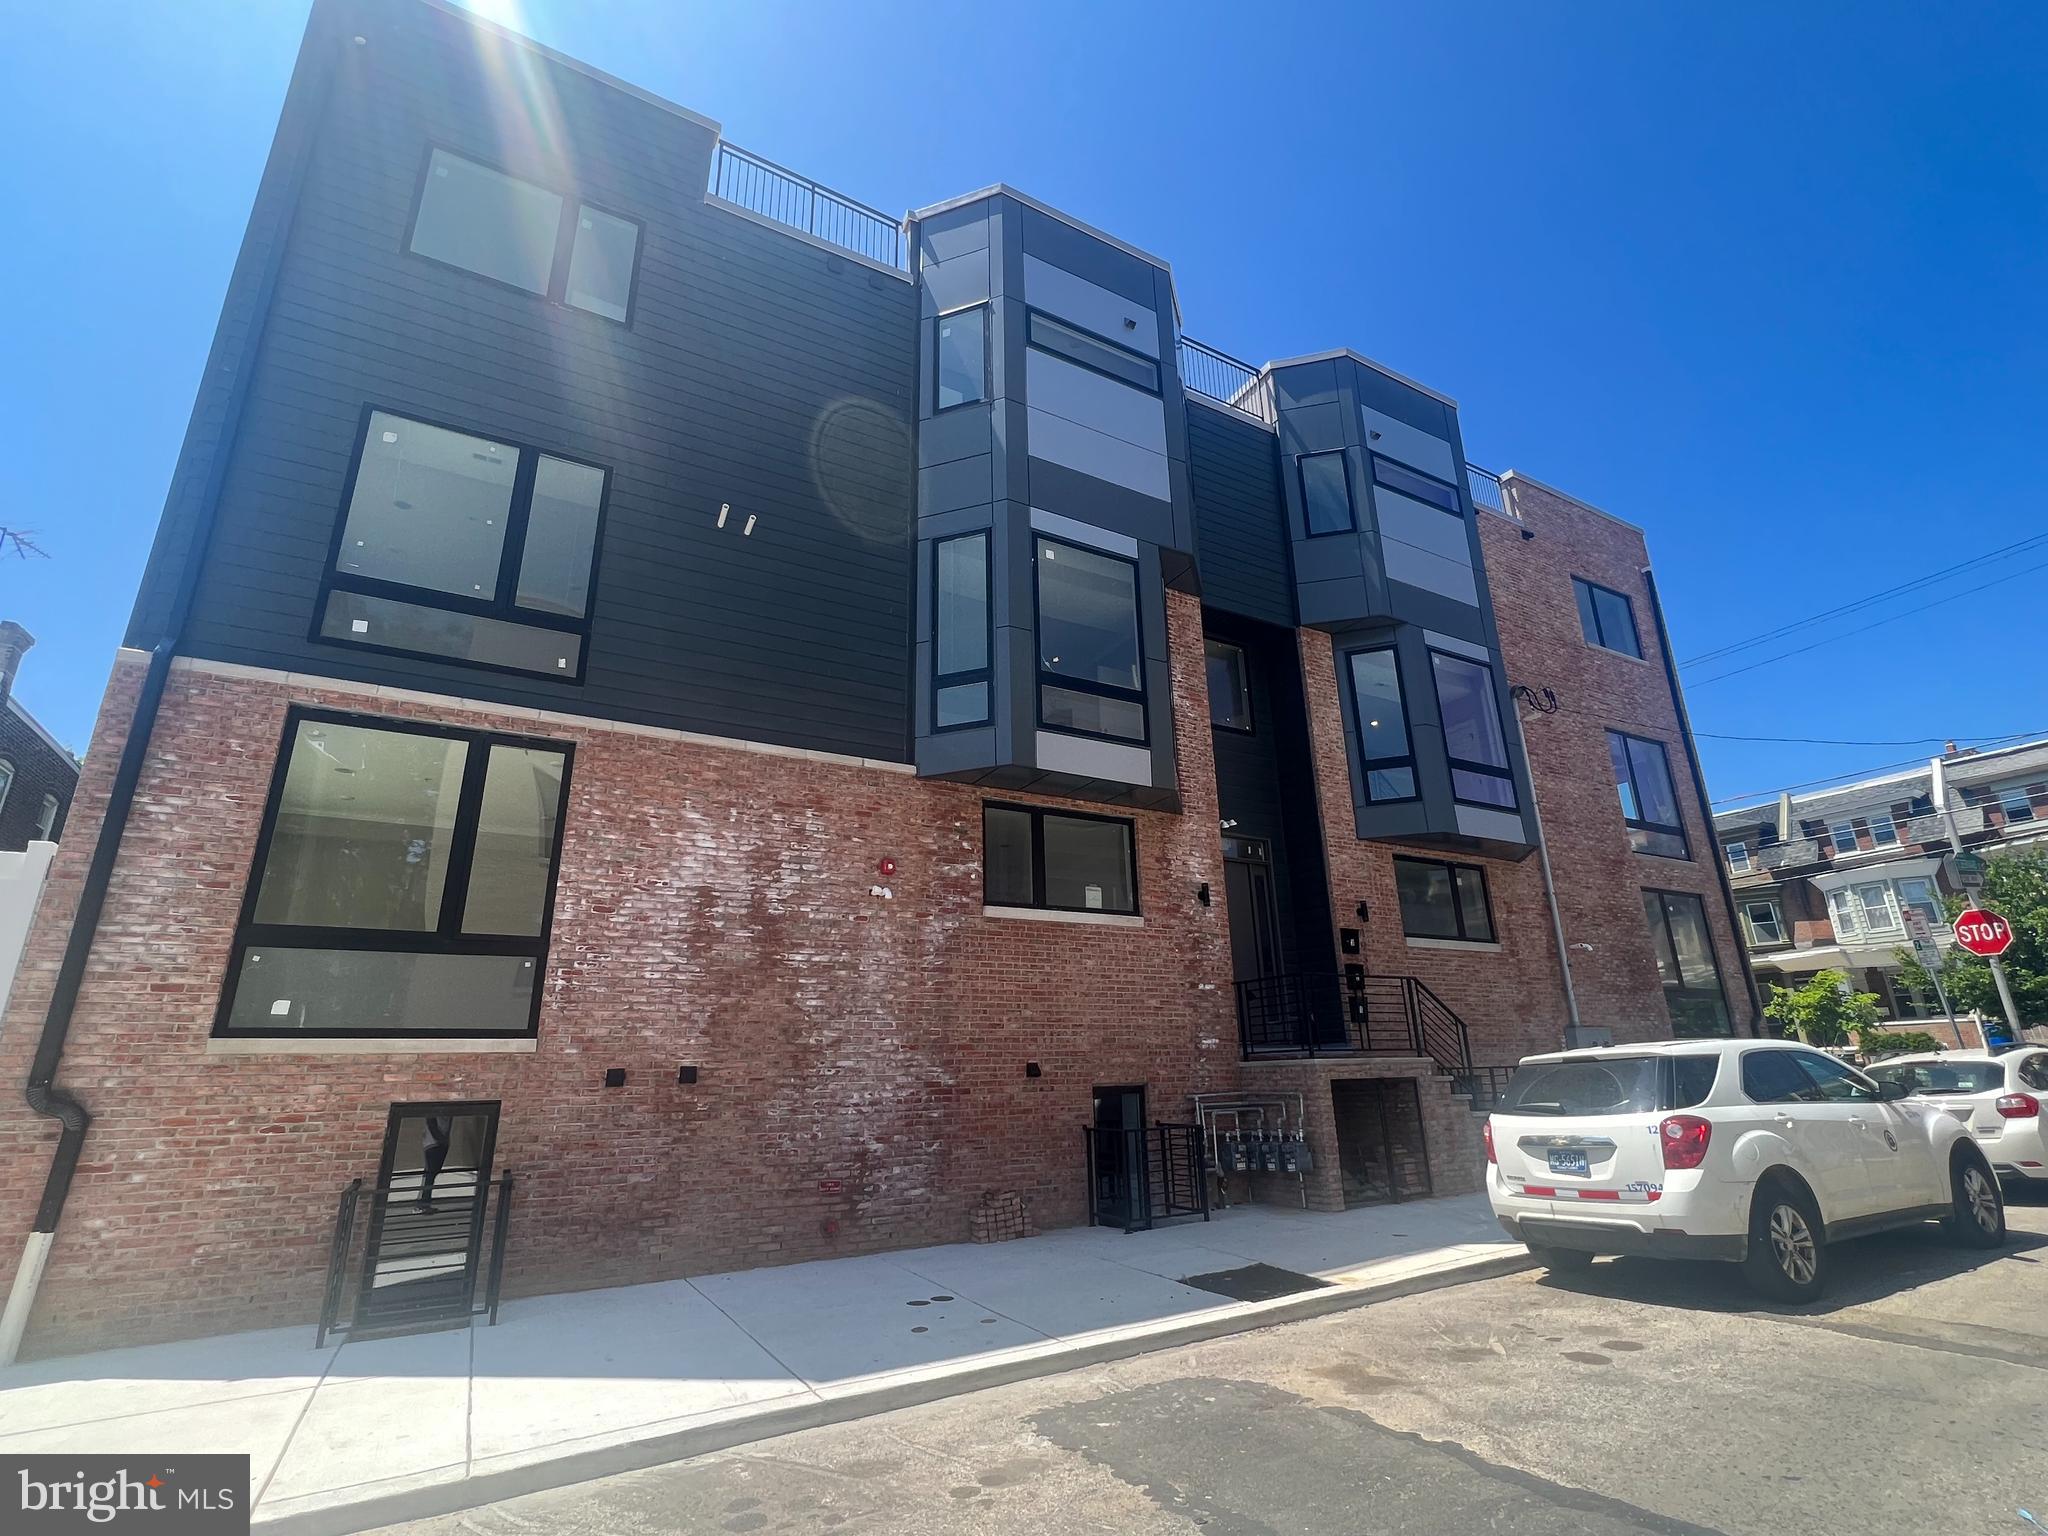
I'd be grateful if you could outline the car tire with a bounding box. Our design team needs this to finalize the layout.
[1946,1148,2006,1248]
[1742,1179,1826,1302]
[1526,1244,1595,1272]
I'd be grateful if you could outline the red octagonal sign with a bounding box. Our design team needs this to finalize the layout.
[1953,908,2016,957]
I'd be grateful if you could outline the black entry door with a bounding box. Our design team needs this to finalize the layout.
[355,1101,499,1334]
[1222,837,1282,986]
[1091,1085,1149,1229]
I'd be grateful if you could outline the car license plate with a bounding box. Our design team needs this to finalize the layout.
[1547,1149,1590,1177]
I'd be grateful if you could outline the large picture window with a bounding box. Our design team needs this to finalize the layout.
[1642,889,1731,1037]
[1034,535,1146,743]
[1429,651,1517,810]
[316,409,606,680]
[216,710,572,1038]
[982,803,1138,915]
[933,532,991,729]
[1345,647,1416,802]
[408,147,640,323]
[1607,730,1689,859]
[1394,856,1495,943]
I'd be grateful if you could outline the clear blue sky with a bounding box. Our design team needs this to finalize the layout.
[7,1,2046,811]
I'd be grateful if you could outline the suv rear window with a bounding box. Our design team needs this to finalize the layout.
[1501,1057,1661,1116]
[1671,1055,1720,1107]
[1868,1060,2004,1096]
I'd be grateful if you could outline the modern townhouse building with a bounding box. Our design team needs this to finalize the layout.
[1714,736,2048,1033]
[0,0,1752,1358]
[0,625,78,855]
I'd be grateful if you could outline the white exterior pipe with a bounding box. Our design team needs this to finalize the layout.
[0,1229,54,1366]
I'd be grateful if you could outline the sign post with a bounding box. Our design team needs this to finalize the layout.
[1954,907,2023,1042]
[1903,907,1960,1039]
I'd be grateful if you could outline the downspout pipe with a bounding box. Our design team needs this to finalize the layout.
[1642,567,1765,1035]
[1,3,342,1364]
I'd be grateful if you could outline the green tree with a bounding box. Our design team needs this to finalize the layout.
[1762,968,1882,1046]
[1894,846,2048,1026]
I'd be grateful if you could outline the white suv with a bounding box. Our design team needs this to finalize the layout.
[1486,1039,2005,1300]
[1867,1047,2048,1188]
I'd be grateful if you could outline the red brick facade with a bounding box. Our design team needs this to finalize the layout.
[0,595,1239,1356]
[1481,476,1757,1045]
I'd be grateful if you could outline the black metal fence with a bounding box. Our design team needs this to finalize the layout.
[1237,971,1474,1077]
[1084,1123,1210,1233]
[710,142,905,270]
[1449,1065,1519,1112]
[317,1171,514,1345]
[1177,335,1275,425]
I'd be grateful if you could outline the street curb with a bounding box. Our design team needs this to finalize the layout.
[255,1248,1533,1535]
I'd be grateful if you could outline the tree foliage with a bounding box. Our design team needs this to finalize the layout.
[1762,968,1882,1046]
[1894,846,2048,1025]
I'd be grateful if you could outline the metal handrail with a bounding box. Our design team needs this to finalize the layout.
[710,142,905,269]
[1236,971,1473,1077]
[1466,464,1511,519]
[1178,335,1275,425]
[1407,977,1474,1074]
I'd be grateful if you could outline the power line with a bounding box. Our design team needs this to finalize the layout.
[1679,530,2048,668]
[1686,556,2048,687]
[1695,730,2029,747]
[1707,728,2048,809]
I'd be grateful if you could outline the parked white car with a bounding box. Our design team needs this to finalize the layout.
[1486,1039,2004,1300]
[1866,1047,2048,1188]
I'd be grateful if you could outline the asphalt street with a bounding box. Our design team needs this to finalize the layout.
[378,1194,2048,1536]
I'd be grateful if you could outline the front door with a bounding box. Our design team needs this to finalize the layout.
[1091,1085,1148,1229]
[1221,837,1282,986]
[355,1101,499,1334]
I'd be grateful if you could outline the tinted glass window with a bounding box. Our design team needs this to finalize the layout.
[1501,1057,1661,1116]
[1037,539,1139,691]
[320,591,584,677]
[1671,1055,1720,1108]
[1573,577,1642,658]
[1869,1059,2005,1095]
[982,806,1035,907]
[935,683,988,729]
[1372,456,1461,514]
[1348,649,1415,801]
[1394,857,1494,943]
[462,745,567,937]
[226,948,538,1034]
[1742,1051,1819,1104]
[936,534,989,673]
[1042,815,1136,913]
[515,456,604,617]
[1299,453,1354,536]
[1609,731,1687,858]
[411,149,563,295]
[1040,686,1146,741]
[339,414,517,599]
[1793,1052,1877,1103]
[1205,641,1251,730]
[564,205,638,320]
[1431,652,1516,809]
[1027,313,1160,392]
[2019,1055,2048,1091]
[253,721,468,931]
[935,307,987,410]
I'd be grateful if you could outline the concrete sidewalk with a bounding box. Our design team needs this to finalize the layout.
[0,1193,1523,1534]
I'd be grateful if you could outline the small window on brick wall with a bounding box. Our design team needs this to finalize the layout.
[983,803,1137,915]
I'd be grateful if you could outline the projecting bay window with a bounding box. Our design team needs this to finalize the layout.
[933,532,991,729]
[316,409,606,679]
[1429,651,1517,810]
[1035,535,1146,744]
[1607,730,1689,859]
[1643,889,1731,1037]
[408,147,641,322]
[1345,647,1417,802]
[215,710,572,1039]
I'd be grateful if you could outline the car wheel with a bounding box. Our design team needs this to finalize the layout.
[1946,1149,2006,1248]
[1742,1180,1826,1302]
[1526,1244,1595,1272]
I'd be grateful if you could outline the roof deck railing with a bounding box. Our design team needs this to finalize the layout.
[709,141,906,271]
[1177,335,1276,426]
[1466,464,1512,519]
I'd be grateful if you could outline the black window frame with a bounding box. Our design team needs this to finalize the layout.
[1572,576,1644,659]
[211,706,576,1041]
[1031,532,1149,747]
[1204,639,1253,733]
[1427,649,1519,811]
[1607,729,1691,860]
[933,303,991,413]
[1643,888,1733,1038]
[1297,451,1357,538]
[1370,455,1462,516]
[403,143,645,327]
[1024,310,1161,394]
[981,801,1140,916]
[312,404,610,684]
[1343,644,1419,805]
[1392,855,1496,943]
[931,530,993,732]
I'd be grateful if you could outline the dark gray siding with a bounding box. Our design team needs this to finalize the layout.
[1186,400,1292,627]
[129,0,918,760]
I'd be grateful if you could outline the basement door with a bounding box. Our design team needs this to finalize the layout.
[354,1101,499,1334]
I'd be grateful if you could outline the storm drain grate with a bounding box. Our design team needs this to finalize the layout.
[1178,1263,1333,1303]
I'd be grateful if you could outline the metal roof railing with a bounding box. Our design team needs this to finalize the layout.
[1177,335,1276,426]
[1466,464,1512,519]
[710,142,906,270]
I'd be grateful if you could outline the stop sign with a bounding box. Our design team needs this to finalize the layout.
[1953,908,2016,957]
